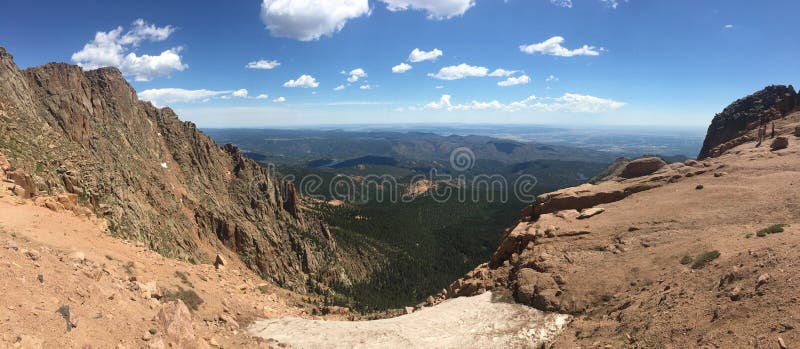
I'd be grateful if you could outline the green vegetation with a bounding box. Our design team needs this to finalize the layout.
[756,224,786,237]
[680,255,693,265]
[695,184,704,190]
[174,271,194,287]
[163,288,204,311]
[690,250,720,269]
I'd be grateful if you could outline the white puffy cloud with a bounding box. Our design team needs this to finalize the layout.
[284,74,320,88]
[724,24,734,29]
[334,84,347,91]
[138,88,230,107]
[497,74,530,87]
[273,96,287,102]
[550,0,572,8]
[232,89,249,98]
[256,94,269,99]
[246,59,281,70]
[346,68,367,83]
[408,48,443,62]
[519,36,601,57]
[260,0,370,41]
[71,19,187,81]
[425,94,452,110]
[392,62,413,73]
[380,0,475,19]
[546,75,559,82]
[422,93,625,112]
[488,68,518,77]
[428,63,488,80]
[359,84,373,90]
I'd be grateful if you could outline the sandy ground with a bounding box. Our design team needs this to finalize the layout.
[249,291,571,349]
[0,195,315,348]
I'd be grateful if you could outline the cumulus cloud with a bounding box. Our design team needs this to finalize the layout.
[550,0,572,8]
[497,74,530,87]
[425,94,453,110]
[422,93,625,112]
[546,75,559,82]
[256,94,269,99]
[71,19,187,81]
[346,68,368,83]
[488,68,518,77]
[380,0,474,19]
[138,88,229,107]
[284,74,320,88]
[359,84,373,90]
[428,63,488,80]
[724,24,734,29]
[260,0,370,41]
[246,59,281,70]
[408,48,443,62]
[273,96,286,102]
[334,85,347,91]
[232,89,249,98]
[520,36,601,57]
[392,62,413,73]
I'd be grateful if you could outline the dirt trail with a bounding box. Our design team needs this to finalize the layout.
[249,291,570,349]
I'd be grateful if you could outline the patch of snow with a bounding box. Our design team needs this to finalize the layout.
[249,292,571,348]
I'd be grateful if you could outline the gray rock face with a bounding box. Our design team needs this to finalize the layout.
[698,85,797,159]
[0,46,378,292]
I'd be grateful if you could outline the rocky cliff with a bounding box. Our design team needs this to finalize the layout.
[0,46,377,291]
[438,86,800,347]
[698,85,797,159]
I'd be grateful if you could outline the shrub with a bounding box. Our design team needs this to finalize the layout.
[695,184,704,190]
[163,288,204,311]
[756,224,785,237]
[680,255,693,265]
[691,250,720,269]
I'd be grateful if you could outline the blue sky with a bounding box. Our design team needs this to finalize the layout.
[1,0,799,127]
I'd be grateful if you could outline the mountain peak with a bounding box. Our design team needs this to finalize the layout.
[698,84,797,159]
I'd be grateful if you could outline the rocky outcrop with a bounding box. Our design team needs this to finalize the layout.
[0,46,376,291]
[698,85,797,159]
[588,157,630,184]
[618,157,666,178]
[771,136,789,150]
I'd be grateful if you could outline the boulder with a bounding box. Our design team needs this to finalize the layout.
[577,207,605,219]
[213,254,226,270]
[7,170,37,198]
[139,281,162,300]
[157,301,196,347]
[515,268,561,311]
[795,126,800,137]
[619,157,667,179]
[490,222,537,267]
[771,136,789,151]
